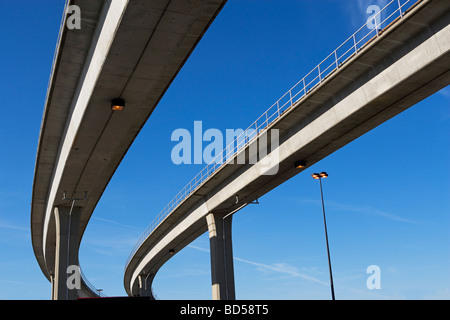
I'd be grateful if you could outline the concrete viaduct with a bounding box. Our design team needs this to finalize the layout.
[31,0,226,299]
[123,0,450,299]
[31,0,449,299]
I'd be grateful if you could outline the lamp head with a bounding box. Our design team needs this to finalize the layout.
[111,98,125,111]
[295,160,307,169]
[312,172,328,179]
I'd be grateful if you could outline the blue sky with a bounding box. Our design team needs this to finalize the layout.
[0,1,449,300]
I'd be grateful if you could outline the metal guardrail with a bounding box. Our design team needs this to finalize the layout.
[126,0,419,269]
[44,0,71,108]
[81,268,107,298]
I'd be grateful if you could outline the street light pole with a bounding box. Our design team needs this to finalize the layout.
[312,172,335,300]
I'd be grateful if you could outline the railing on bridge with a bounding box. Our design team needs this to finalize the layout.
[81,268,107,298]
[126,0,419,268]
[45,0,71,108]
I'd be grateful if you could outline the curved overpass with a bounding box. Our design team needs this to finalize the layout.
[31,0,226,299]
[124,0,450,299]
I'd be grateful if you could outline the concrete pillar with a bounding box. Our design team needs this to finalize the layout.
[138,273,153,297]
[50,270,55,300]
[53,206,81,300]
[206,213,235,300]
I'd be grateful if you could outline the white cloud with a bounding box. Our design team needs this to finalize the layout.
[437,86,450,98]
[423,288,450,300]
[91,216,141,232]
[234,257,329,286]
[0,219,29,232]
[188,245,329,286]
[294,197,421,225]
[326,200,422,225]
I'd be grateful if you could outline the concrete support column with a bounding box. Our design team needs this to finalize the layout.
[138,273,153,298]
[206,213,235,300]
[53,206,81,300]
[50,270,55,300]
